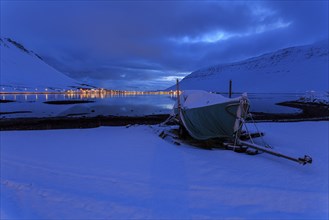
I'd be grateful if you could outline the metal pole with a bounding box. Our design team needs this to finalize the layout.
[238,140,312,165]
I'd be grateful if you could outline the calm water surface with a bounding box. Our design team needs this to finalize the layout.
[0,94,176,118]
[0,93,302,118]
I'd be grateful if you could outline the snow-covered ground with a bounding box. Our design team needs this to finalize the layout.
[1,121,328,219]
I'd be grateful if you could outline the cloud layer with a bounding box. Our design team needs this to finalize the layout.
[1,1,328,90]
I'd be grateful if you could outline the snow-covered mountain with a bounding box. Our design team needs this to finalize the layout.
[0,37,87,92]
[168,41,328,93]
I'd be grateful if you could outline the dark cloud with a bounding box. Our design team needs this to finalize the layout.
[1,1,327,90]
[258,1,328,48]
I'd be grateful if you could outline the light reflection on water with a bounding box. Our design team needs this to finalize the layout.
[0,93,301,118]
[0,94,176,118]
[1,93,117,101]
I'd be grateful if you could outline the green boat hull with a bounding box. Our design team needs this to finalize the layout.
[180,100,242,141]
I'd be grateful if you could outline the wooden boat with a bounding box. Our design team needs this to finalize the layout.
[176,90,249,141]
[172,88,312,165]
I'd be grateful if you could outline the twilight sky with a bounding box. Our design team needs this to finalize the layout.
[1,1,328,90]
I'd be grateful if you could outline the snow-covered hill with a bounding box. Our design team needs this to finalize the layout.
[0,37,85,92]
[168,41,328,93]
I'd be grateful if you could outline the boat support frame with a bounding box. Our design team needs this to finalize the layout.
[226,140,312,165]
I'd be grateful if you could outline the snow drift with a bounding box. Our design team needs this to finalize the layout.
[0,37,83,92]
[168,41,328,93]
[1,122,328,219]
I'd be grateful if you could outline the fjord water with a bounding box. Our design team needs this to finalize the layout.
[0,93,301,118]
[0,94,176,118]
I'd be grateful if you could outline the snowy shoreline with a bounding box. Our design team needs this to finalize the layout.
[1,121,328,219]
[1,110,328,131]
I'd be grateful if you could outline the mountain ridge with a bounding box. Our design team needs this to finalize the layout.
[0,37,90,92]
[168,41,328,93]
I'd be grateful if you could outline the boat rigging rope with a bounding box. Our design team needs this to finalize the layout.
[232,96,272,152]
[233,98,249,147]
[248,112,272,149]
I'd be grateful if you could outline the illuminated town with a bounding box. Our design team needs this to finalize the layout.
[0,87,180,99]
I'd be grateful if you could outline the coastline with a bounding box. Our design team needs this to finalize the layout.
[0,114,170,131]
[1,112,328,131]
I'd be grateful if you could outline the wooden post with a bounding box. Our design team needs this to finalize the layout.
[229,80,232,98]
[176,79,181,116]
